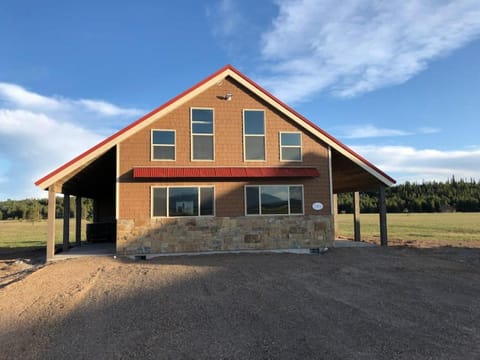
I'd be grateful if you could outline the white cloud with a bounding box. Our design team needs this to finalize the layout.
[0,82,143,119]
[0,109,102,154]
[0,109,104,199]
[0,83,62,110]
[77,99,141,117]
[258,0,480,102]
[0,83,144,199]
[335,124,440,139]
[206,0,264,60]
[351,144,480,183]
[417,127,440,135]
[338,124,411,139]
[206,0,242,38]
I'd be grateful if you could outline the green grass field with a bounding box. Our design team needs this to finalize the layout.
[337,212,480,246]
[0,219,88,248]
[1,213,479,248]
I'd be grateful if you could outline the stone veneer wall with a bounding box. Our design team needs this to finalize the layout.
[117,215,333,255]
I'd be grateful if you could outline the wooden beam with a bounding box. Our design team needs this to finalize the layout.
[332,176,381,193]
[75,196,82,246]
[379,186,388,246]
[332,194,338,239]
[47,187,56,261]
[353,191,361,242]
[63,193,70,252]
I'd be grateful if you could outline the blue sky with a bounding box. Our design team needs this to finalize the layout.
[1,0,480,199]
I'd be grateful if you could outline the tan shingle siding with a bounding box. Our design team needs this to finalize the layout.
[119,77,331,220]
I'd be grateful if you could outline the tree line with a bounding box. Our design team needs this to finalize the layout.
[338,177,480,213]
[1,178,479,220]
[0,197,93,221]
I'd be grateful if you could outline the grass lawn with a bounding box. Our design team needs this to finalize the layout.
[0,219,88,248]
[337,212,480,246]
[1,213,479,248]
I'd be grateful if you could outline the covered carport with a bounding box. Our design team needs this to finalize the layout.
[38,147,117,260]
[330,148,393,246]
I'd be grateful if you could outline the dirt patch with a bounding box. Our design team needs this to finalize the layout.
[1,248,479,359]
[0,247,46,289]
[0,259,43,289]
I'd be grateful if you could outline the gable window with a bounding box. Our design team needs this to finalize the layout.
[280,132,302,161]
[245,185,303,215]
[243,110,265,161]
[191,108,214,160]
[152,130,175,160]
[152,186,214,217]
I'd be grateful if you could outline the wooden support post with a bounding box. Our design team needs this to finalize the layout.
[47,187,56,261]
[75,196,82,246]
[379,186,388,246]
[63,193,70,252]
[353,191,361,242]
[332,193,338,239]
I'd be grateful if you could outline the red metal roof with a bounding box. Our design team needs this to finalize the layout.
[133,167,320,179]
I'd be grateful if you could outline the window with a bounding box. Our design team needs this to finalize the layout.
[243,110,265,161]
[152,130,175,160]
[152,186,214,217]
[280,132,302,161]
[245,185,304,215]
[191,108,214,160]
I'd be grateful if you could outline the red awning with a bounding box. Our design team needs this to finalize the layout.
[133,167,319,179]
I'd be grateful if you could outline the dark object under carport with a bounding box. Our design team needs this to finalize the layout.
[86,222,116,243]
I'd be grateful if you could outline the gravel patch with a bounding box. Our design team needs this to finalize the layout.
[1,247,479,359]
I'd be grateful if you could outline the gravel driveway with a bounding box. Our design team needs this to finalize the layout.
[1,247,479,359]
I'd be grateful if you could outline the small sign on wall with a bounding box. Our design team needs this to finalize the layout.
[312,202,323,211]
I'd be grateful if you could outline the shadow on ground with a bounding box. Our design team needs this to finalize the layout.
[1,247,479,359]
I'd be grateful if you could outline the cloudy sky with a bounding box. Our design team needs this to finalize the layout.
[1,0,480,199]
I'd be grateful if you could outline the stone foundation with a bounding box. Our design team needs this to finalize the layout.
[117,215,333,255]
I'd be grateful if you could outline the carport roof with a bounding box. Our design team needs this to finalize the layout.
[35,64,395,191]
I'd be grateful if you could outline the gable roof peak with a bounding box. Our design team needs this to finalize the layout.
[35,65,395,190]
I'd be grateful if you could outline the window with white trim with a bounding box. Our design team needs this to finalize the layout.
[152,186,214,217]
[245,185,304,215]
[191,108,214,160]
[243,110,265,161]
[152,130,175,160]
[280,132,302,161]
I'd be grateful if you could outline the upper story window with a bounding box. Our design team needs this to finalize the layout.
[152,130,175,161]
[243,110,265,161]
[191,108,214,160]
[280,132,302,161]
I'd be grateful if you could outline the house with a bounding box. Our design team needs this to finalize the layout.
[35,65,395,260]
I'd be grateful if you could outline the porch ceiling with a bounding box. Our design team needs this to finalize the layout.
[60,147,116,199]
[331,149,385,193]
